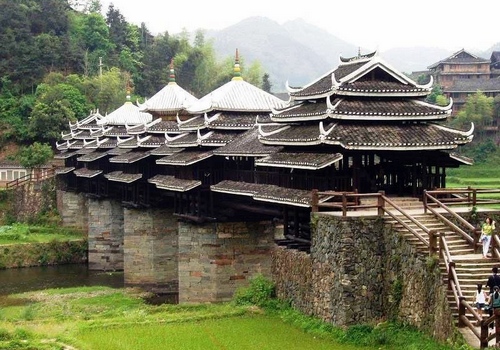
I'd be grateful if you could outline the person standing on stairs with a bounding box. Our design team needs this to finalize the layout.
[481,217,496,258]
[476,283,489,322]
[487,267,500,294]
[489,286,500,334]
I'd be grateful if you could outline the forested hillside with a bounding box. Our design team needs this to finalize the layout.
[0,0,268,161]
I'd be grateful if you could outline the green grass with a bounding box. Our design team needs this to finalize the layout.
[0,286,471,350]
[0,223,84,245]
[75,315,356,350]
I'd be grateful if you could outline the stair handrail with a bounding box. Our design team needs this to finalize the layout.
[439,228,496,348]
[5,168,55,190]
[492,233,500,260]
[423,190,476,248]
[380,194,434,251]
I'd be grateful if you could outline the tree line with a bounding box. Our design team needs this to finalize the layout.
[0,0,271,165]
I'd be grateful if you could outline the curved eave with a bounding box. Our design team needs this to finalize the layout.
[270,112,327,123]
[329,139,472,151]
[253,196,311,208]
[289,90,333,101]
[209,125,254,130]
[259,139,322,146]
[260,137,471,150]
[270,112,449,123]
[153,181,202,192]
[336,90,430,97]
[328,113,449,121]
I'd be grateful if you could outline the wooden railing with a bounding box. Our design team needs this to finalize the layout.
[311,190,438,254]
[423,190,478,251]
[424,187,500,208]
[5,168,56,190]
[311,188,500,348]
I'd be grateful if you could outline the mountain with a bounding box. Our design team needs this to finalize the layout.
[206,16,334,91]
[206,16,497,92]
[381,46,452,74]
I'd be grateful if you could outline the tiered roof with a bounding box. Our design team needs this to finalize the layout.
[259,51,473,153]
[138,60,198,116]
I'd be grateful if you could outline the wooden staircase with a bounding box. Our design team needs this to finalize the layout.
[383,197,498,325]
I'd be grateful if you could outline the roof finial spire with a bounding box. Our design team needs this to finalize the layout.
[232,48,243,81]
[126,81,131,103]
[358,47,361,58]
[168,58,176,85]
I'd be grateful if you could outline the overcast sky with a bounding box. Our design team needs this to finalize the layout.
[101,0,498,53]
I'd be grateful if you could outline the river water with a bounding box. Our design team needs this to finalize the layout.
[0,264,124,296]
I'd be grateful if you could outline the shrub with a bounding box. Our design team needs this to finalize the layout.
[233,274,276,308]
[0,328,11,341]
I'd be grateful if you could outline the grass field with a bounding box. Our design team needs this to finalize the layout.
[0,223,84,245]
[0,286,468,350]
[445,157,500,210]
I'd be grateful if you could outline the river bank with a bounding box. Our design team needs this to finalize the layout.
[0,239,87,269]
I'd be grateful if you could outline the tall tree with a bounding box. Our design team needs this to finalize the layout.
[262,73,272,93]
[450,90,493,142]
[17,142,54,170]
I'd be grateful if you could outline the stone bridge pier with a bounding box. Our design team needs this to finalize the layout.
[57,190,276,301]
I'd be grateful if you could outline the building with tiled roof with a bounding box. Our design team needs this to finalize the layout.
[255,51,472,197]
[138,60,198,118]
[52,48,478,305]
[426,49,500,113]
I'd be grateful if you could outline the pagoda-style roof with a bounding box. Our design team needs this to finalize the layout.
[178,115,205,131]
[428,49,490,69]
[76,151,109,162]
[126,123,147,134]
[73,168,103,178]
[205,112,259,130]
[147,120,182,134]
[53,151,78,159]
[139,135,167,148]
[68,140,85,150]
[255,152,343,170]
[55,166,75,175]
[109,150,150,164]
[211,180,331,208]
[150,145,184,156]
[259,121,474,150]
[156,149,213,166]
[98,101,153,126]
[187,79,287,114]
[104,171,142,183]
[213,128,282,157]
[148,175,201,192]
[271,97,451,122]
[165,132,198,148]
[116,136,138,149]
[106,147,132,156]
[138,61,198,115]
[287,52,432,100]
[103,125,129,137]
[69,110,104,131]
[445,79,500,93]
[97,138,119,149]
[138,82,198,115]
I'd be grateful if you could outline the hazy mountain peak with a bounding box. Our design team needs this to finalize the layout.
[206,16,460,92]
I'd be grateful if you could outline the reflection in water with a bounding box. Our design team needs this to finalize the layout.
[0,264,124,296]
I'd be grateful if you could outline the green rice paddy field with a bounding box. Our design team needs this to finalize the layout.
[0,286,467,350]
[446,162,500,205]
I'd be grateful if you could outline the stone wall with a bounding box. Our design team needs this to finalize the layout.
[178,221,275,303]
[272,213,456,342]
[123,207,178,294]
[56,190,88,232]
[10,179,57,223]
[87,198,124,271]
